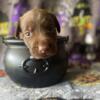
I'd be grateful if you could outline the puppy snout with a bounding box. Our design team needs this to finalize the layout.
[38,45,49,54]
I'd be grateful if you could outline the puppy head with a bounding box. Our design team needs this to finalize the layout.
[16,9,61,59]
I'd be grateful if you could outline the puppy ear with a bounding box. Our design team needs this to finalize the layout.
[52,14,61,33]
[15,20,22,39]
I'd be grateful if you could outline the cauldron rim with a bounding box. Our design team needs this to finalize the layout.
[3,37,25,45]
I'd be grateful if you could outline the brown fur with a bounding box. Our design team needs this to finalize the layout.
[16,9,60,59]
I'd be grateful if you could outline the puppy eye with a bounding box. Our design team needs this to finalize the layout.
[25,31,32,37]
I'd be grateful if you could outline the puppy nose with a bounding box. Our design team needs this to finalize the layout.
[38,46,48,54]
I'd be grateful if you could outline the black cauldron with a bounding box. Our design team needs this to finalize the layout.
[3,36,68,88]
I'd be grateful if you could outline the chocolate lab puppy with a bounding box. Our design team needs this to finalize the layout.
[15,8,68,87]
[16,8,61,59]
[15,8,69,64]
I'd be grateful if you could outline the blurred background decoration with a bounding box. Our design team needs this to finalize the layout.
[9,0,30,36]
[69,0,100,62]
[0,11,9,36]
[71,0,93,43]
